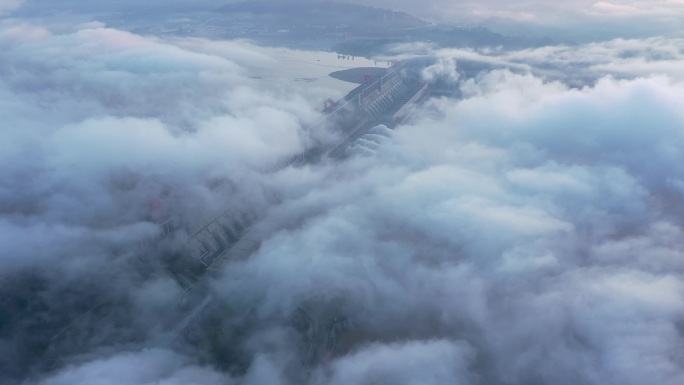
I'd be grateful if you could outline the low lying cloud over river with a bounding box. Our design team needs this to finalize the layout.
[3,4,684,385]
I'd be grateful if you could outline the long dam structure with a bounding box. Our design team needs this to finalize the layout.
[9,58,440,374]
[290,59,431,164]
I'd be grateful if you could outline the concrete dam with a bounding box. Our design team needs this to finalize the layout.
[38,59,435,371]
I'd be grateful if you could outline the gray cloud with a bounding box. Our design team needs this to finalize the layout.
[0,0,22,14]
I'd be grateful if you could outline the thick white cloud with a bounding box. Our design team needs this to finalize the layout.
[0,20,323,275]
[213,66,684,384]
[389,36,684,88]
[37,349,232,385]
[315,340,475,385]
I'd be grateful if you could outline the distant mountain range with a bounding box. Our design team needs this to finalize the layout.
[215,1,552,54]
[53,0,554,55]
[217,0,427,31]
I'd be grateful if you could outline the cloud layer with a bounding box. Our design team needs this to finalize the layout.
[3,9,684,385]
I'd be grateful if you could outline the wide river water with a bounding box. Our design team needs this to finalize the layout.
[244,46,390,96]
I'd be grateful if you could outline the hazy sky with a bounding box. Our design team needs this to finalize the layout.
[357,0,684,40]
[5,0,684,40]
[3,1,684,385]
[366,0,684,21]
[7,0,684,23]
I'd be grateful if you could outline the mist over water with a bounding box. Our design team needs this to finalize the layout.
[3,1,684,385]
